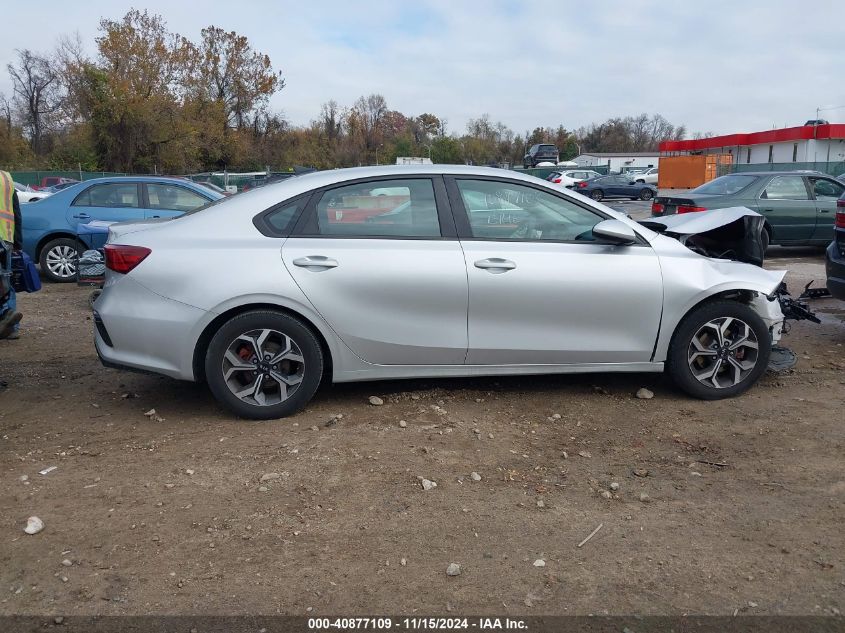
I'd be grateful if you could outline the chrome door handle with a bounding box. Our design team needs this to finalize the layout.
[292,256,339,270]
[474,258,516,272]
[73,213,91,219]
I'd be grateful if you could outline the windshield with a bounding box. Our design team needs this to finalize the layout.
[691,175,757,195]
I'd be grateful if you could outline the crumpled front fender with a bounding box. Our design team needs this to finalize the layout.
[652,237,786,361]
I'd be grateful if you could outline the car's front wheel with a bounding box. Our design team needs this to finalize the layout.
[205,311,324,419]
[667,301,770,400]
[40,237,81,283]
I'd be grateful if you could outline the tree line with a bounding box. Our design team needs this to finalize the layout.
[0,10,688,174]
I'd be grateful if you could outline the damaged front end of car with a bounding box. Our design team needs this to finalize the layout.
[641,207,820,326]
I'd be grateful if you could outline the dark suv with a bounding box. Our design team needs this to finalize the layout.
[523,144,560,168]
[825,191,845,300]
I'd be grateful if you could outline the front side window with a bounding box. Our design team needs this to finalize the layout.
[73,183,139,208]
[456,179,604,241]
[810,177,844,200]
[147,183,209,212]
[314,179,440,237]
[762,176,809,200]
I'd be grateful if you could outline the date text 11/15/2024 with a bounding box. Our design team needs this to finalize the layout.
[307,618,528,630]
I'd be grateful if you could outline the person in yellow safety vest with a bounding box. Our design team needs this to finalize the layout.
[0,169,23,340]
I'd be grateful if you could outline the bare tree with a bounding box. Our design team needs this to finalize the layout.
[7,49,63,154]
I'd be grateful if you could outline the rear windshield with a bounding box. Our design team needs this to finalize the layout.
[691,175,757,195]
[538,145,557,152]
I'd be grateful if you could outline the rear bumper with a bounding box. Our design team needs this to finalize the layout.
[826,241,845,300]
[94,274,207,380]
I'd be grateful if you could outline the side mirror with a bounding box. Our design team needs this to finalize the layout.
[592,219,638,245]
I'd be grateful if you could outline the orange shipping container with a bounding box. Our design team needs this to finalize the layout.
[658,154,732,189]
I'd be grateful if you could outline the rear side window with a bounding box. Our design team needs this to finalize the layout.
[762,176,809,200]
[313,179,440,237]
[73,183,140,208]
[147,184,209,212]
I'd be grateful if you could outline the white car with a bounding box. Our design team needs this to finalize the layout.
[14,182,52,203]
[548,170,603,188]
[630,168,658,185]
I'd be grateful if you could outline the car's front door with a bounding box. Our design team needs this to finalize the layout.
[447,177,664,365]
[282,177,468,365]
[808,176,844,243]
[755,175,816,242]
[67,182,144,228]
[143,182,213,218]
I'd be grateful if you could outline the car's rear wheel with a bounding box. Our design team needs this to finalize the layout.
[205,311,324,419]
[40,237,81,283]
[590,189,604,201]
[667,301,770,400]
[639,189,654,201]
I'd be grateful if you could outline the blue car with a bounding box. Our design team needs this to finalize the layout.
[572,174,658,202]
[21,177,223,282]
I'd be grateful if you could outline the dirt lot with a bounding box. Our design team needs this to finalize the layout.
[1,250,844,616]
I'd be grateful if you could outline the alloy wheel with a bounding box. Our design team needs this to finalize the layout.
[45,245,78,279]
[221,328,305,406]
[687,317,759,389]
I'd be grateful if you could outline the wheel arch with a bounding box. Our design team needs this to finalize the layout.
[35,231,84,261]
[654,285,772,363]
[191,302,334,384]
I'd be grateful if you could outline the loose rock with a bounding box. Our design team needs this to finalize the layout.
[533,559,546,567]
[635,388,654,400]
[260,473,281,483]
[639,492,652,503]
[610,482,620,491]
[446,563,461,576]
[24,516,44,535]
[398,420,407,428]
[61,559,73,567]
[368,396,384,406]
[470,472,482,482]
[421,479,437,491]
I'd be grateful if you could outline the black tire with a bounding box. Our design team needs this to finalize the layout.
[590,189,604,201]
[761,227,771,252]
[639,189,654,201]
[666,300,770,400]
[39,237,81,283]
[205,310,324,419]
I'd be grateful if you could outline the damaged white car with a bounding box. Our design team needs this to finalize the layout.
[94,166,797,419]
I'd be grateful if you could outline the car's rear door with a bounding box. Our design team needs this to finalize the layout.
[143,182,214,218]
[281,176,468,365]
[808,176,845,243]
[754,175,817,242]
[447,176,663,365]
[66,182,144,228]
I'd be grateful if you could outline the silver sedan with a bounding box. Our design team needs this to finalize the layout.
[94,165,786,419]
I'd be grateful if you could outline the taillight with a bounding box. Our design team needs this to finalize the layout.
[677,205,707,214]
[577,181,588,188]
[835,209,845,229]
[552,178,561,183]
[104,244,151,274]
[651,202,664,214]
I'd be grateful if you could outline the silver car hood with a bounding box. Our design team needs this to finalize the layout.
[643,206,760,234]
[639,206,768,267]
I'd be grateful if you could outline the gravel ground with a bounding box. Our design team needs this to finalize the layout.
[1,250,843,616]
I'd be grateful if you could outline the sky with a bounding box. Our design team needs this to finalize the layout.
[2,0,844,138]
